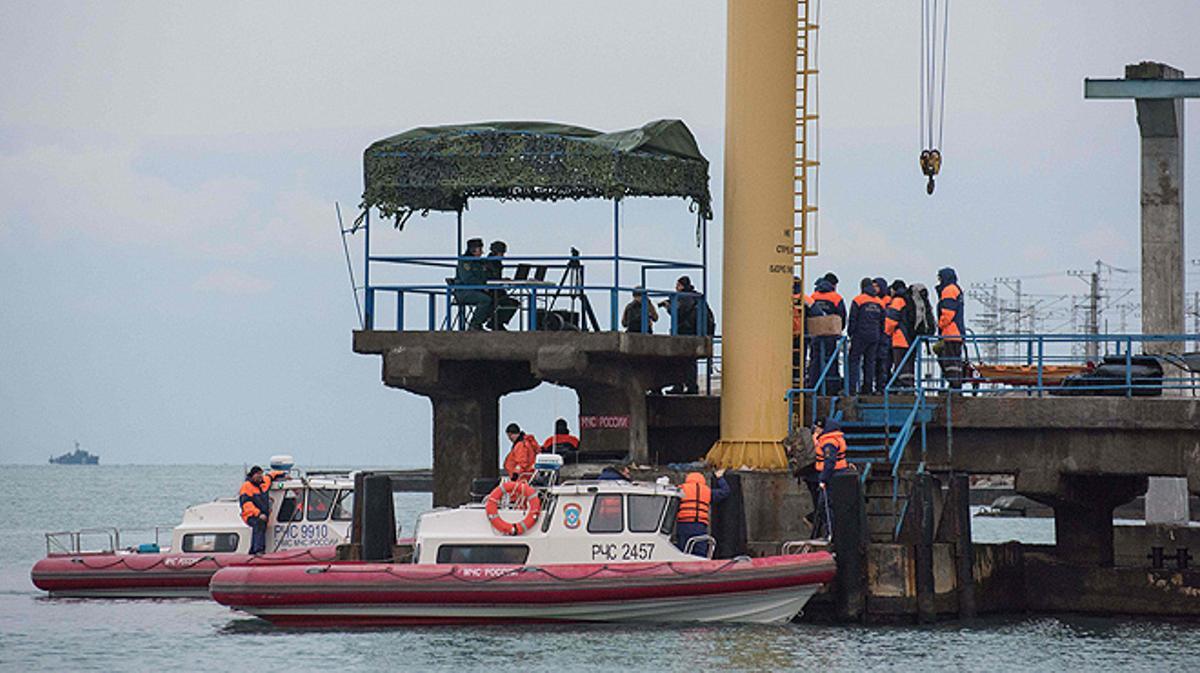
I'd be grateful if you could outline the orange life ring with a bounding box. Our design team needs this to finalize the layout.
[485,480,541,536]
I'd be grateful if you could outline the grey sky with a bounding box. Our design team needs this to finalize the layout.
[1,1,1197,465]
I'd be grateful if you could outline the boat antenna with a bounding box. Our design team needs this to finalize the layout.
[336,201,365,329]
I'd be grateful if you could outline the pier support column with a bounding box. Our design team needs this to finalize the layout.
[1030,475,1147,566]
[382,350,538,507]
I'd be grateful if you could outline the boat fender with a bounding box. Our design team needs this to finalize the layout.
[485,481,542,536]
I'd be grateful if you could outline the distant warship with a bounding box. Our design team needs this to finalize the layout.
[50,441,99,465]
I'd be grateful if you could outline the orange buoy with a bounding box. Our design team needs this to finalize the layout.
[485,480,542,536]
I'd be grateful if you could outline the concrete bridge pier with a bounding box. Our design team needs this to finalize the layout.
[383,354,538,507]
[1030,475,1148,566]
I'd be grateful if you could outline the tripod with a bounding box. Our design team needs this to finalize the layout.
[546,247,599,332]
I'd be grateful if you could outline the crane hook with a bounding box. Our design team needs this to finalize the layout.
[919,149,942,196]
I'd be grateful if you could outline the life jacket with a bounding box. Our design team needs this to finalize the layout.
[814,431,849,472]
[238,475,273,524]
[937,282,965,340]
[885,295,913,349]
[677,473,712,525]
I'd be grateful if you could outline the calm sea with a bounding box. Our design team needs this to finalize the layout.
[1,465,1197,672]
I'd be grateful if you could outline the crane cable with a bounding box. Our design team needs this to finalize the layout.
[919,0,950,195]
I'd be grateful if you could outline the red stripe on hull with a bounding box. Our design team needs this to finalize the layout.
[210,553,836,611]
[31,547,339,594]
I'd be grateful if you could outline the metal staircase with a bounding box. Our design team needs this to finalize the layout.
[840,399,935,542]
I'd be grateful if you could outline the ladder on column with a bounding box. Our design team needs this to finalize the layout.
[792,0,821,415]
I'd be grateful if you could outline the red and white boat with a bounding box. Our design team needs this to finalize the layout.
[32,458,355,598]
[211,456,835,625]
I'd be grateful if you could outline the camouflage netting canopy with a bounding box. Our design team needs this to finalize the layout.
[362,119,712,221]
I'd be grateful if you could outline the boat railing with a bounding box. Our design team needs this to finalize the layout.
[44,525,175,556]
[45,527,120,556]
[781,540,819,555]
[683,534,717,559]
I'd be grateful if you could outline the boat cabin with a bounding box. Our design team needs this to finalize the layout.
[414,475,706,565]
[168,469,355,554]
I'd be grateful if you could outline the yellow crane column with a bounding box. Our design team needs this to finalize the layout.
[706,0,797,470]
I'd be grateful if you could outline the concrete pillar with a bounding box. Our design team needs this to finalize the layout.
[430,392,501,507]
[1131,67,1194,534]
[1129,62,1186,349]
[382,352,538,507]
[1145,476,1191,525]
[1034,475,1147,567]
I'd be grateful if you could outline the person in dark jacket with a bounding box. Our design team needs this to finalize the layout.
[806,277,846,389]
[660,276,714,337]
[873,277,893,392]
[482,240,518,330]
[238,466,275,554]
[453,238,493,330]
[936,267,966,390]
[597,465,631,481]
[847,277,885,395]
[660,276,713,394]
[621,287,659,333]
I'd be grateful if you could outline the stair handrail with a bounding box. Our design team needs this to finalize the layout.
[784,335,848,429]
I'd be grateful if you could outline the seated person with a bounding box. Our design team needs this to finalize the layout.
[541,418,580,462]
[453,238,493,331]
[622,288,659,333]
[483,240,519,330]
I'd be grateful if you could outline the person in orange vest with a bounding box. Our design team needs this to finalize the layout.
[884,280,916,388]
[807,274,846,390]
[503,423,540,481]
[812,418,851,538]
[541,418,580,463]
[676,470,731,557]
[936,267,966,390]
[238,466,279,554]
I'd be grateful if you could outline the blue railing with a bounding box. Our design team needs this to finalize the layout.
[362,254,712,335]
[879,332,1200,485]
[790,332,1200,487]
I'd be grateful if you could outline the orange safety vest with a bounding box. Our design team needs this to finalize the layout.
[792,293,808,336]
[885,296,910,349]
[938,283,964,340]
[814,431,849,472]
[678,477,712,525]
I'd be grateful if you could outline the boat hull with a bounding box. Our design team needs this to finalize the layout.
[210,552,835,625]
[31,547,339,599]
